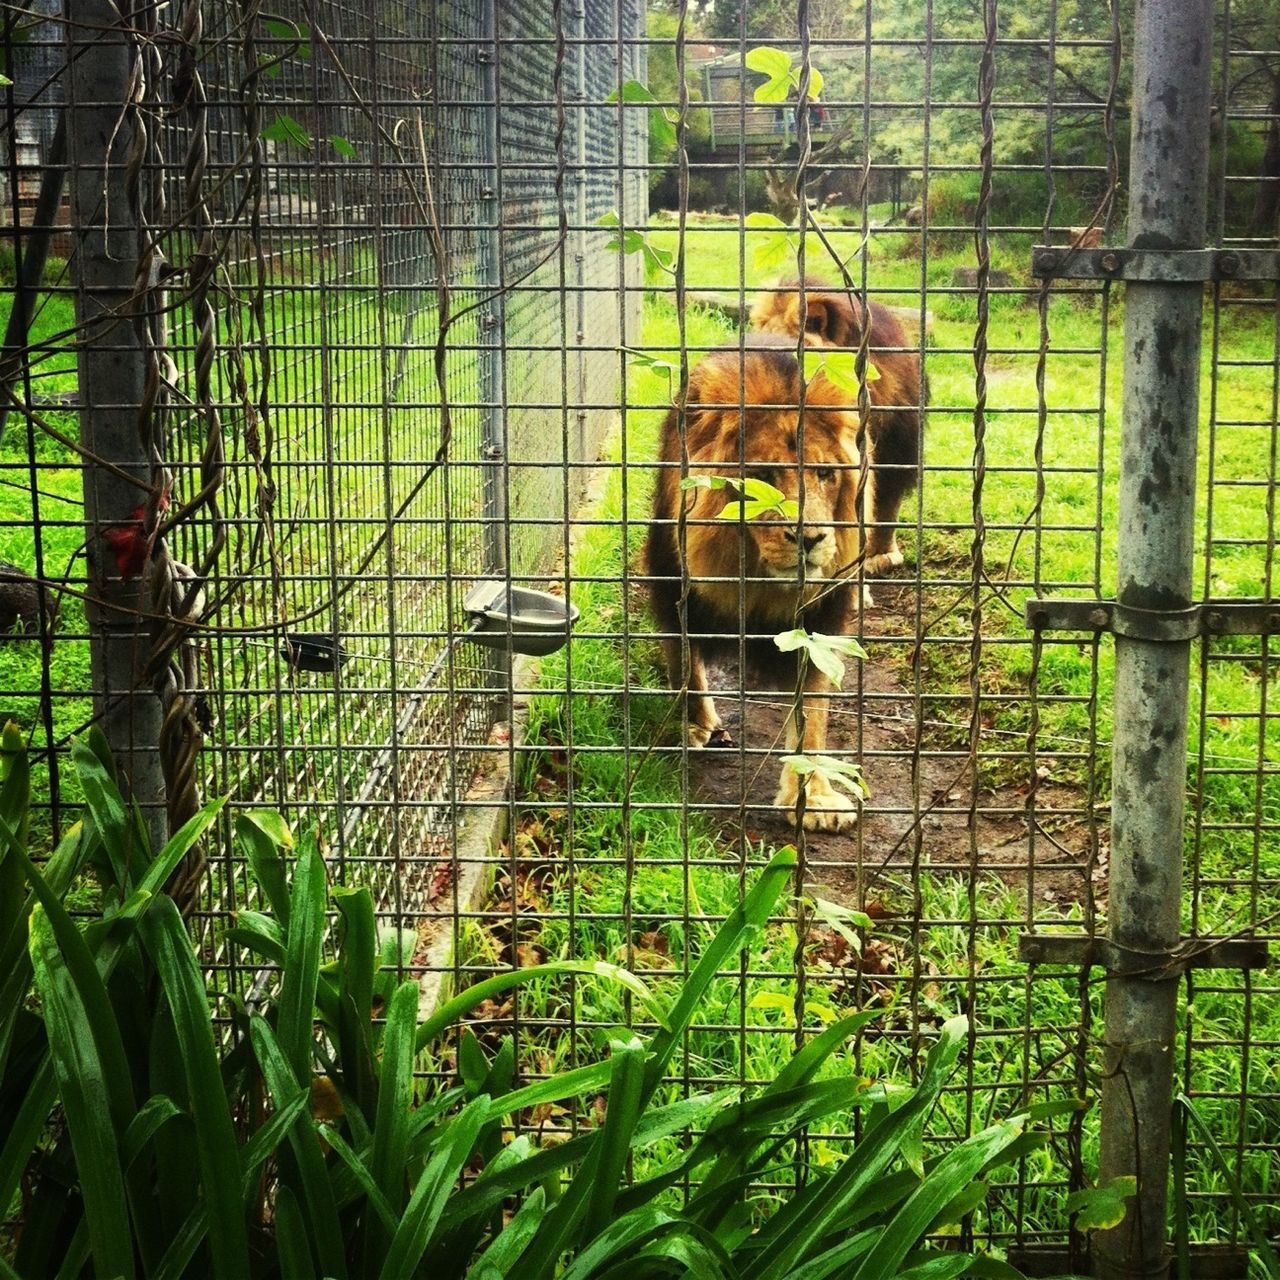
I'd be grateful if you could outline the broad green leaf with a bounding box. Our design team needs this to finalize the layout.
[607,80,677,151]
[1065,1176,1136,1231]
[744,45,794,82]
[894,1254,976,1280]
[782,753,870,799]
[330,134,357,158]
[468,1186,546,1276]
[753,231,797,275]
[745,211,789,231]
[804,348,880,395]
[264,112,312,150]
[773,628,868,688]
[558,1208,733,1280]
[238,811,291,925]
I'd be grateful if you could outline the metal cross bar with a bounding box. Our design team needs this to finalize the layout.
[1024,599,1280,642]
[1031,247,1280,283]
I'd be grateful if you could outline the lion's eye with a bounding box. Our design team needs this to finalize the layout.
[815,467,836,484]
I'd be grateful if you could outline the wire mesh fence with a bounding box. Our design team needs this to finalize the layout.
[1,0,1278,1269]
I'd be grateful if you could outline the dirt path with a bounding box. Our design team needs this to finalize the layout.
[685,598,1104,913]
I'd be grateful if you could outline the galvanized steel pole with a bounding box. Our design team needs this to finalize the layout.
[65,0,166,849]
[1096,0,1213,1276]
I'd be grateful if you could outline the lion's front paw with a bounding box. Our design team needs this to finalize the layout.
[774,766,858,833]
[689,722,732,749]
[864,544,906,577]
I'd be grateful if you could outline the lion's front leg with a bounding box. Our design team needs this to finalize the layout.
[662,636,731,748]
[773,670,857,832]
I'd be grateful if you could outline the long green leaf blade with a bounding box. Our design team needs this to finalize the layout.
[849,1120,1025,1280]
[583,1039,647,1238]
[371,979,419,1212]
[278,837,326,1082]
[142,897,250,1277]
[249,1014,350,1278]
[377,1095,491,1280]
[27,910,135,1280]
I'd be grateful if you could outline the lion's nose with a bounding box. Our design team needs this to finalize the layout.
[784,529,828,552]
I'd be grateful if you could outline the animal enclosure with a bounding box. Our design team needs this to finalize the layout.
[2,0,1278,1272]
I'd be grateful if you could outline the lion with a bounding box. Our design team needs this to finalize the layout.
[750,279,925,576]
[644,335,864,832]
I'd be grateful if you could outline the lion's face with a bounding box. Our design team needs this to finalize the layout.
[677,343,861,599]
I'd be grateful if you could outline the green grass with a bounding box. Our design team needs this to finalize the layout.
[490,211,1280,1249]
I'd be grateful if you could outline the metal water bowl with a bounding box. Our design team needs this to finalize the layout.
[462,581,579,657]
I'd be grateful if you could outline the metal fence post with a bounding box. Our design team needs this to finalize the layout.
[65,0,166,849]
[1097,0,1213,1275]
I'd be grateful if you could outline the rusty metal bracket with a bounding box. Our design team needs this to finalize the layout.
[1030,246,1280,283]
[1019,934,1269,978]
[1024,598,1280,642]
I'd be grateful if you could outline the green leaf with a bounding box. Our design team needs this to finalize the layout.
[607,80,676,151]
[274,1185,318,1280]
[747,46,824,104]
[804,348,879,395]
[468,1186,547,1276]
[142,898,251,1277]
[746,46,825,103]
[1065,1176,1138,1232]
[894,1253,977,1280]
[249,1015,350,1276]
[27,909,135,1280]
[238,810,292,925]
[320,1123,397,1231]
[745,211,789,231]
[264,112,312,150]
[782,753,870,800]
[749,990,840,1024]
[278,836,327,1082]
[773,628,869,688]
[810,896,874,953]
[70,735,134,887]
[584,1039,647,1237]
[262,16,311,58]
[644,847,797,1094]
[378,1095,491,1278]
[849,1119,1025,1280]
[0,74,12,87]
[241,1089,311,1198]
[743,1017,971,1279]
[331,134,358,159]
[371,980,419,1213]
[416,959,664,1053]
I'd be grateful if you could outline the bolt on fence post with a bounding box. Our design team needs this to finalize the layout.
[1097,1,1213,1277]
[65,0,166,851]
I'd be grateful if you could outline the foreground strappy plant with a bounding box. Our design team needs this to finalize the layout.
[0,725,1085,1277]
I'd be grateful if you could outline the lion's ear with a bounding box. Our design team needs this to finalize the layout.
[803,292,861,347]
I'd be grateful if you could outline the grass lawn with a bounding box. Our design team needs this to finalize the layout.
[481,211,1280,1246]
